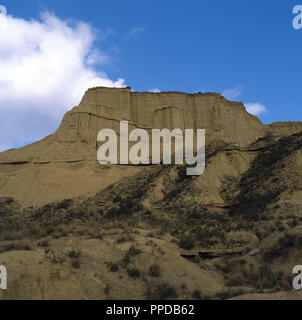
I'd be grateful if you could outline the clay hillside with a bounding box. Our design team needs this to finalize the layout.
[1,87,302,300]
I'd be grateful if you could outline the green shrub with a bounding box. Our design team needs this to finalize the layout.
[165,187,182,200]
[37,240,49,247]
[193,228,211,242]
[127,268,141,278]
[179,235,195,250]
[192,290,201,299]
[128,246,141,256]
[68,249,81,258]
[148,264,161,277]
[279,233,295,247]
[110,263,119,272]
[0,241,32,253]
[106,197,141,218]
[246,265,284,289]
[176,164,196,181]
[146,283,178,300]
[113,195,122,203]
[122,253,131,265]
[187,209,203,220]
[264,233,296,261]
[55,199,72,210]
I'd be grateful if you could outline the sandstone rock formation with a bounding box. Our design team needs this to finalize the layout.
[1,88,302,300]
[1,87,301,207]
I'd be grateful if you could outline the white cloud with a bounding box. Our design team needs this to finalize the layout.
[222,86,242,100]
[222,86,268,117]
[0,145,8,152]
[124,27,145,41]
[245,102,267,116]
[0,12,126,151]
[149,88,160,93]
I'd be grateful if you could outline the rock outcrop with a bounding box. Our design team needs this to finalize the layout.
[1,87,302,300]
[0,87,301,207]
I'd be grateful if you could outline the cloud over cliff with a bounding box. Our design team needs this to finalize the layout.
[0,12,125,150]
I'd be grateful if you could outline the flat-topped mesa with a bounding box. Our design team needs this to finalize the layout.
[0,86,300,207]
[55,86,266,147]
[2,87,301,166]
[0,87,268,165]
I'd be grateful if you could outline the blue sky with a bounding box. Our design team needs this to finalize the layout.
[0,0,301,150]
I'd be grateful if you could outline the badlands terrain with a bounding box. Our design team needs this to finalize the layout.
[0,87,302,299]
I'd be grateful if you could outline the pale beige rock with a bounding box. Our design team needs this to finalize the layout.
[0,87,299,207]
[0,231,226,300]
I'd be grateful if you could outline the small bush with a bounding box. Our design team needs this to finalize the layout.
[46,226,55,235]
[106,197,140,218]
[128,246,141,256]
[146,283,177,300]
[179,236,195,250]
[0,241,32,253]
[127,268,141,278]
[110,263,119,272]
[55,199,72,210]
[193,228,211,242]
[176,164,194,181]
[187,210,202,220]
[71,258,80,269]
[37,240,49,247]
[165,187,182,200]
[113,195,122,203]
[279,233,295,247]
[94,233,103,240]
[148,264,161,277]
[263,233,295,261]
[0,231,23,241]
[122,253,131,265]
[192,290,201,299]
[68,249,81,258]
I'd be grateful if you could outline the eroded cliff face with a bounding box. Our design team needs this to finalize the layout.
[56,87,267,149]
[1,88,302,300]
[0,87,267,163]
[0,87,300,206]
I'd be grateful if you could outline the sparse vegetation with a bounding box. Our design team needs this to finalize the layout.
[68,249,81,259]
[192,290,202,299]
[71,259,81,269]
[146,283,178,300]
[176,164,195,181]
[178,235,195,250]
[264,233,296,261]
[122,253,131,266]
[128,245,141,256]
[127,268,141,278]
[55,199,73,210]
[0,241,32,253]
[109,263,119,272]
[148,264,161,277]
[1,131,302,299]
[67,249,81,269]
